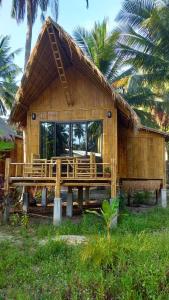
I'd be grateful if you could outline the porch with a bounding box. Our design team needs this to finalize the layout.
[4,154,116,224]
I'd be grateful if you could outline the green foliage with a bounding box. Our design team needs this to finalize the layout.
[87,198,119,239]
[2,208,169,299]
[0,36,20,115]
[133,191,152,205]
[0,140,14,152]
[10,213,29,228]
[10,213,20,226]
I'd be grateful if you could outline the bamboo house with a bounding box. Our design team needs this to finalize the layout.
[6,17,169,223]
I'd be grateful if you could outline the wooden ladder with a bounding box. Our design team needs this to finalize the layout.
[47,25,73,105]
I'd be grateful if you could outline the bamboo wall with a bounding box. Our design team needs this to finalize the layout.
[118,124,166,182]
[25,66,117,167]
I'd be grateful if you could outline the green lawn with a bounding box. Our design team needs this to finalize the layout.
[1,208,169,299]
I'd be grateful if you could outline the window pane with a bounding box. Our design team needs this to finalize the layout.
[87,121,102,157]
[56,123,70,156]
[72,123,86,157]
[41,122,55,159]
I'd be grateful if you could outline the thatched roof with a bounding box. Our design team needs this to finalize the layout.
[0,118,15,141]
[140,126,169,140]
[10,17,140,128]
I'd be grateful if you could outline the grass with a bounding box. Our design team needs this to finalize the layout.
[1,207,169,299]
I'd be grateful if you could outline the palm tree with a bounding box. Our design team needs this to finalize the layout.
[73,18,132,83]
[0,36,20,115]
[11,0,59,69]
[10,0,90,69]
[115,0,169,128]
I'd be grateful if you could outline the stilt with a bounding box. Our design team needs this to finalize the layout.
[23,192,29,213]
[53,197,62,225]
[155,189,160,205]
[85,187,90,205]
[53,159,62,225]
[161,188,167,208]
[41,187,47,207]
[66,187,73,217]
[78,187,83,211]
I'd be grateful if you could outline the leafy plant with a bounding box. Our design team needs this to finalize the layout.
[86,198,119,239]
[10,213,20,226]
[21,214,29,228]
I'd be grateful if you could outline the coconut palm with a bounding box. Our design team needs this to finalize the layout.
[11,0,59,69]
[10,0,90,69]
[115,0,169,129]
[73,18,133,83]
[0,36,20,115]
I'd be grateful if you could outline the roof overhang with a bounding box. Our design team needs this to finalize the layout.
[10,17,140,129]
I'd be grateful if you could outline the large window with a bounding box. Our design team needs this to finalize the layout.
[40,120,102,159]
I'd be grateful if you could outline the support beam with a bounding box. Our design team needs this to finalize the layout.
[66,187,73,218]
[41,187,47,207]
[53,159,62,225]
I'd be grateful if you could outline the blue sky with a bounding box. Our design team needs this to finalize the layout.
[0,0,123,79]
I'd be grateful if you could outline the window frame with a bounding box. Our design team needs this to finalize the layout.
[40,120,103,158]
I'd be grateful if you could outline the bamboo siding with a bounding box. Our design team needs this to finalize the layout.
[118,124,166,183]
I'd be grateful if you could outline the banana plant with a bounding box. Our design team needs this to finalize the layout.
[86,198,119,239]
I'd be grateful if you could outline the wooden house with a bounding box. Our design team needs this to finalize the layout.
[6,17,168,223]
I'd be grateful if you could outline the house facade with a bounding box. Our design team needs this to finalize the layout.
[7,18,168,223]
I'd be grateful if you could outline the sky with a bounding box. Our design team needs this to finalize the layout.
[0,0,123,81]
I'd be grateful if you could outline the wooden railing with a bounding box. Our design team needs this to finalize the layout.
[5,157,116,181]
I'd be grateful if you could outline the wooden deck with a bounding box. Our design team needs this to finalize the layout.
[4,155,116,198]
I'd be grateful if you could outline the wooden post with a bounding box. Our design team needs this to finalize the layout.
[66,187,73,217]
[4,158,11,195]
[53,159,62,225]
[111,158,116,198]
[78,187,83,211]
[3,158,11,223]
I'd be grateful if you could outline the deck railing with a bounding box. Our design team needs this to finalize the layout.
[5,157,115,181]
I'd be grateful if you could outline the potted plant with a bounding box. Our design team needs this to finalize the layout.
[104,167,111,178]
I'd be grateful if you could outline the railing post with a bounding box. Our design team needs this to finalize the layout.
[4,158,11,195]
[111,158,116,198]
[53,159,62,225]
[3,158,11,224]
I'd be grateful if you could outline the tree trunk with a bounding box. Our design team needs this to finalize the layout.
[24,0,32,70]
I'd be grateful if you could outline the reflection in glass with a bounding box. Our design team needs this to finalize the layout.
[41,122,55,159]
[40,120,103,159]
[87,121,102,157]
[72,123,86,157]
[56,123,70,156]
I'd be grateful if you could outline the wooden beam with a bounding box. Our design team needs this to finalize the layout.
[47,24,73,106]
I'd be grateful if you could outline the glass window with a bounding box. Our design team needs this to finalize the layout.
[87,121,102,157]
[56,123,70,156]
[72,123,86,157]
[40,122,55,159]
[40,120,103,159]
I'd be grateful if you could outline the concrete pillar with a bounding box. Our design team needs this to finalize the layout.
[78,187,83,211]
[23,192,29,213]
[85,187,90,204]
[41,188,47,207]
[66,187,73,217]
[161,189,167,208]
[53,197,62,225]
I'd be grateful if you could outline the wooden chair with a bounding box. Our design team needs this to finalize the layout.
[23,159,47,177]
[75,153,96,178]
